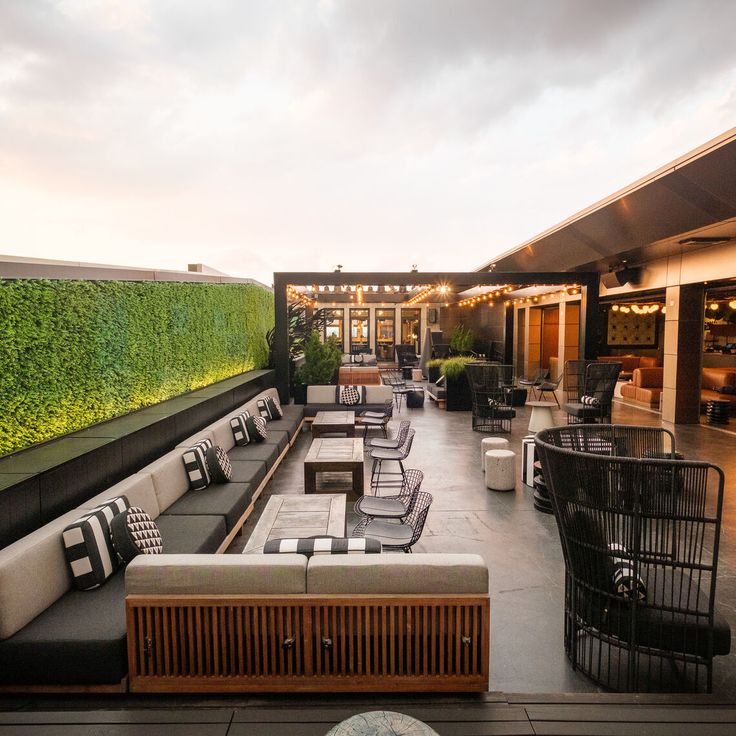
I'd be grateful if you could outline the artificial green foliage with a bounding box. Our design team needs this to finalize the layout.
[449,324,475,353]
[0,279,274,456]
[426,358,447,369]
[440,356,478,380]
[294,332,342,385]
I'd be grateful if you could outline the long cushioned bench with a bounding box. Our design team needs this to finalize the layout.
[125,553,490,692]
[304,384,393,418]
[0,388,304,691]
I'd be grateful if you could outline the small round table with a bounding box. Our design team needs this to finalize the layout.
[526,401,557,434]
[706,399,730,425]
[326,711,439,736]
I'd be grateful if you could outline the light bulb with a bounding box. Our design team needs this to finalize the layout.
[709,303,719,311]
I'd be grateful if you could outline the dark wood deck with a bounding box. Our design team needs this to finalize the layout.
[1,693,736,735]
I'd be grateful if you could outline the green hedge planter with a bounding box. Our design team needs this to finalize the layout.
[0,279,274,456]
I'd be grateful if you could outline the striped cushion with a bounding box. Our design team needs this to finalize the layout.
[62,496,129,590]
[230,412,267,445]
[581,395,601,406]
[610,543,647,601]
[256,396,283,420]
[182,439,212,490]
[263,537,382,558]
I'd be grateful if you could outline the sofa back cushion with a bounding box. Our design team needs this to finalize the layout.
[0,509,82,639]
[125,554,307,595]
[81,473,161,519]
[144,449,192,513]
[633,367,663,389]
[702,367,736,391]
[306,554,489,595]
[638,356,659,369]
[364,385,394,403]
[307,385,337,403]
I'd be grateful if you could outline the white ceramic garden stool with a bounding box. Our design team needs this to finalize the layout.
[481,437,510,469]
[484,449,516,492]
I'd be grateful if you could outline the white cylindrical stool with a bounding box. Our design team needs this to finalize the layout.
[484,449,516,492]
[481,437,510,469]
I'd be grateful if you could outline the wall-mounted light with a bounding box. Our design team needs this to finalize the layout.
[709,303,720,311]
[729,300,736,310]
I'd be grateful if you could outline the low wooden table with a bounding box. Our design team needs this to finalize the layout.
[243,494,346,554]
[311,410,356,438]
[304,438,364,498]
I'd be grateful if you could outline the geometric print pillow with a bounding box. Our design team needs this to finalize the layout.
[62,495,129,590]
[205,445,233,483]
[230,412,268,445]
[581,395,601,406]
[256,396,283,420]
[110,507,163,563]
[182,438,213,491]
[338,384,362,406]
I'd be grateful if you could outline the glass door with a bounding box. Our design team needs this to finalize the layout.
[350,309,370,354]
[323,308,344,350]
[401,308,421,353]
[375,309,395,362]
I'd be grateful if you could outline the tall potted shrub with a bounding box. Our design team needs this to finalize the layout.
[293,332,342,403]
[449,324,475,355]
[441,356,476,411]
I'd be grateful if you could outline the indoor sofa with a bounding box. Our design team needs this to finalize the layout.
[701,367,736,410]
[125,552,490,693]
[598,355,658,380]
[304,384,393,418]
[620,367,663,408]
[0,388,304,691]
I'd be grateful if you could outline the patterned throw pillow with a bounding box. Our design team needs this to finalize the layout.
[263,536,382,557]
[206,445,233,483]
[581,395,601,406]
[111,507,163,563]
[182,439,212,490]
[609,543,647,601]
[230,412,267,445]
[256,396,283,420]
[62,496,129,590]
[337,385,363,406]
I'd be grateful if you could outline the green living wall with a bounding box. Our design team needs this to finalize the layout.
[0,279,274,456]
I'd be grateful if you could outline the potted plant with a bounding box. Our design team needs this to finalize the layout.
[426,358,446,384]
[441,356,477,411]
[449,324,475,355]
[293,331,342,403]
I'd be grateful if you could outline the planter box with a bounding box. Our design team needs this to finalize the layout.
[445,373,473,411]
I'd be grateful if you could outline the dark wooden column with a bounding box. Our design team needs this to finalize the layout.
[504,303,514,365]
[273,274,290,403]
[579,274,601,360]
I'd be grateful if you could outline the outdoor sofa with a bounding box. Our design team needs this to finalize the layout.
[304,384,393,418]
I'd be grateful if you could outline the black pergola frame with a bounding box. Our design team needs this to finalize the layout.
[273,271,600,402]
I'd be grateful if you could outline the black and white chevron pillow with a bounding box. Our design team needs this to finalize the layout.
[609,543,646,601]
[263,536,382,557]
[62,496,129,590]
[111,507,163,563]
[256,396,283,420]
[488,398,499,408]
[338,385,362,406]
[581,395,601,406]
[206,445,233,483]
[230,412,267,445]
[182,438,212,490]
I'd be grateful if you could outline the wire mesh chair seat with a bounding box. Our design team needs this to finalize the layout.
[366,419,410,451]
[465,362,516,433]
[380,368,412,409]
[518,368,549,400]
[563,360,621,424]
[358,401,394,441]
[354,469,424,520]
[352,491,433,552]
[369,429,415,492]
[535,424,729,693]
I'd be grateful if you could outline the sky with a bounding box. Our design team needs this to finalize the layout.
[1,1,735,287]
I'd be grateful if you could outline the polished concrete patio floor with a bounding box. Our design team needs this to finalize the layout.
[230,392,736,697]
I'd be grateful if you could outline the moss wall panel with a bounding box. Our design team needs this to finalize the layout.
[0,280,273,456]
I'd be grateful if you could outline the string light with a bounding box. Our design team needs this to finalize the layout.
[286,285,316,308]
[610,302,663,315]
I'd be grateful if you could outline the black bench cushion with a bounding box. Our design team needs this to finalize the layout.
[263,429,290,453]
[159,482,253,533]
[264,405,303,441]
[156,514,227,554]
[0,573,127,685]
[229,443,280,468]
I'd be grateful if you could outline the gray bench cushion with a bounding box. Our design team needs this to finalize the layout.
[263,405,303,441]
[229,443,280,468]
[261,429,290,453]
[228,459,267,488]
[0,573,127,685]
[156,514,227,553]
[159,482,253,533]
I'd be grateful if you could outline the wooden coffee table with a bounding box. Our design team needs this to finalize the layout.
[304,438,364,498]
[311,410,356,438]
[243,494,346,554]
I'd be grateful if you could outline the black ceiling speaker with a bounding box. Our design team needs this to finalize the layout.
[602,266,642,289]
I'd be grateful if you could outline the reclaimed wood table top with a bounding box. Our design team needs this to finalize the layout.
[304,438,364,467]
[312,410,355,429]
[243,494,346,553]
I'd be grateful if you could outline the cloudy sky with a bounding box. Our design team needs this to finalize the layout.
[1,1,735,285]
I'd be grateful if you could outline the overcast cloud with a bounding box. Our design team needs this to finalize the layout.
[1,0,735,285]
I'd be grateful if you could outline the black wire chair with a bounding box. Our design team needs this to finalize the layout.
[535,424,730,692]
[518,368,549,400]
[465,362,516,433]
[354,468,424,521]
[359,400,394,441]
[563,360,622,424]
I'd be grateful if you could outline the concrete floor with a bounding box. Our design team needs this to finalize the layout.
[229,391,736,696]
